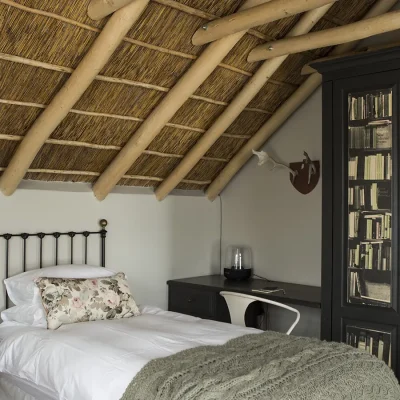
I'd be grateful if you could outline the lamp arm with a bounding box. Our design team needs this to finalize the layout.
[269,159,298,178]
[252,150,298,178]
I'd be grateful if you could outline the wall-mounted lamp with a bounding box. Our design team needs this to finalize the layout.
[252,150,320,195]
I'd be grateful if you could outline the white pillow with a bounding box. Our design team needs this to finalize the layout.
[1,303,47,328]
[5,265,116,306]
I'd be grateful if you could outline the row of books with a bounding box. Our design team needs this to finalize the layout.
[348,124,392,149]
[348,271,391,305]
[348,211,391,239]
[349,271,362,298]
[349,242,392,271]
[349,92,393,121]
[348,183,391,210]
[348,154,392,180]
[346,328,391,366]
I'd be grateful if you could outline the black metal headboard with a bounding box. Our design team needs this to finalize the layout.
[1,219,108,308]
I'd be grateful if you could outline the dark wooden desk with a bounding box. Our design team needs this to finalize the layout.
[167,275,321,326]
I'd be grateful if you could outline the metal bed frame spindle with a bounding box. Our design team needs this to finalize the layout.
[1,219,108,308]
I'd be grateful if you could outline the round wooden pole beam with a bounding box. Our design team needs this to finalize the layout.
[155,3,334,201]
[0,0,149,196]
[88,0,138,20]
[207,0,398,200]
[192,0,336,46]
[92,0,271,201]
[248,9,400,62]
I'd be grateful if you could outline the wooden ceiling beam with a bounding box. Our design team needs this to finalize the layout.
[0,0,150,196]
[88,0,138,20]
[92,0,271,201]
[192,0,336,46]
[155,3,334,201]
[248,9,400,62]
[0,134,229,163]
[206,0,398,201]
[0,168,211,186]
[152,0,274,42]
[0,98,251,140]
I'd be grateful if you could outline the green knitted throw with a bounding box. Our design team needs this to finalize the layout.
[120,331,400,400]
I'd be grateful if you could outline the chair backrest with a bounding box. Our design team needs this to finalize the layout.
[220,291,300,335]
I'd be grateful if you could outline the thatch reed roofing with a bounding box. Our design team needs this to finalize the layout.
[0,0,377,192]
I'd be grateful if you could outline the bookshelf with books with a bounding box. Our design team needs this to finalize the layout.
[347,89,393,308]
[314,47,400,378]
[346,324,392,367]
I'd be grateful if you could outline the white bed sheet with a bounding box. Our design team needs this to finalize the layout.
[0,373,57,400]
[0,306,259,400]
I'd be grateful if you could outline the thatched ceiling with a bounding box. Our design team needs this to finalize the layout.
[0,0,378,192]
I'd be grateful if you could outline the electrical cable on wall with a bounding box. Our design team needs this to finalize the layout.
[219,195,223,276]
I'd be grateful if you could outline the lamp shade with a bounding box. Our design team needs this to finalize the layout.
[225,246,252,270]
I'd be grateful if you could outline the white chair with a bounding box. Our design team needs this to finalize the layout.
[220,291,300,335]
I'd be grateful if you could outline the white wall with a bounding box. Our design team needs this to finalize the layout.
[0,186,221,311]
[221,88,323,337]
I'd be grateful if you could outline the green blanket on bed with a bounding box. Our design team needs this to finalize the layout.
[120,331,400,400]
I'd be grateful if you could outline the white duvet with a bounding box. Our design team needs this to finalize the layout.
[0,306,258,400]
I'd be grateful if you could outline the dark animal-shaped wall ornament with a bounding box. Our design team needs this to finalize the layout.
[252,150,320,194]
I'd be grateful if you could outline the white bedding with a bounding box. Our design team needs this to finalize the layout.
[0,373,56,400]
[0,306,259,400]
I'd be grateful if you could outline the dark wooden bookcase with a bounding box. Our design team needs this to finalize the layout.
[313,47,400,379]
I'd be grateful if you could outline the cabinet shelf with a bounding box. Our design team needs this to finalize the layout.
[348,148,391,154]
[349,207,391,212]
[348,267,392,272]
[349,116,392,127]
[348,296,391,308]
[348,237,391,243]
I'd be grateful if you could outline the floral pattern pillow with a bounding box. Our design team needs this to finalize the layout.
[35,273,140,329]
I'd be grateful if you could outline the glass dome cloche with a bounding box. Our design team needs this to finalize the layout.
[224,245,252,281]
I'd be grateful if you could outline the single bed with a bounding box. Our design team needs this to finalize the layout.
[0,306,257,400]
[0,222,258,399]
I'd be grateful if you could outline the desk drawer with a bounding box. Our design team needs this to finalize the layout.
[169,286,216,318]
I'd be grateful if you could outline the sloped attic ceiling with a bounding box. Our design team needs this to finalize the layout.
[0,0,378,194]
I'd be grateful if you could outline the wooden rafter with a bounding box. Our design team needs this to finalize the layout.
[248,9,400,62]
[0,99,252,140]
[88,0,137,20]
[152,0,274,42]
[206,0,398,201]
[0,53,275,115]
[155,3,334,201]
[0,134,229,163]
[1,0,293,88]
[192,0,336,46]
[92,0,271,201]
[0,168,211,186]
[0,0,150,196]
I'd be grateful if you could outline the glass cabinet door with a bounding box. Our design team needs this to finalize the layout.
[347,89,393,308]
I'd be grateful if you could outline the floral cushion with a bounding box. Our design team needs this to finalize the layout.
[35,273,140,329]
